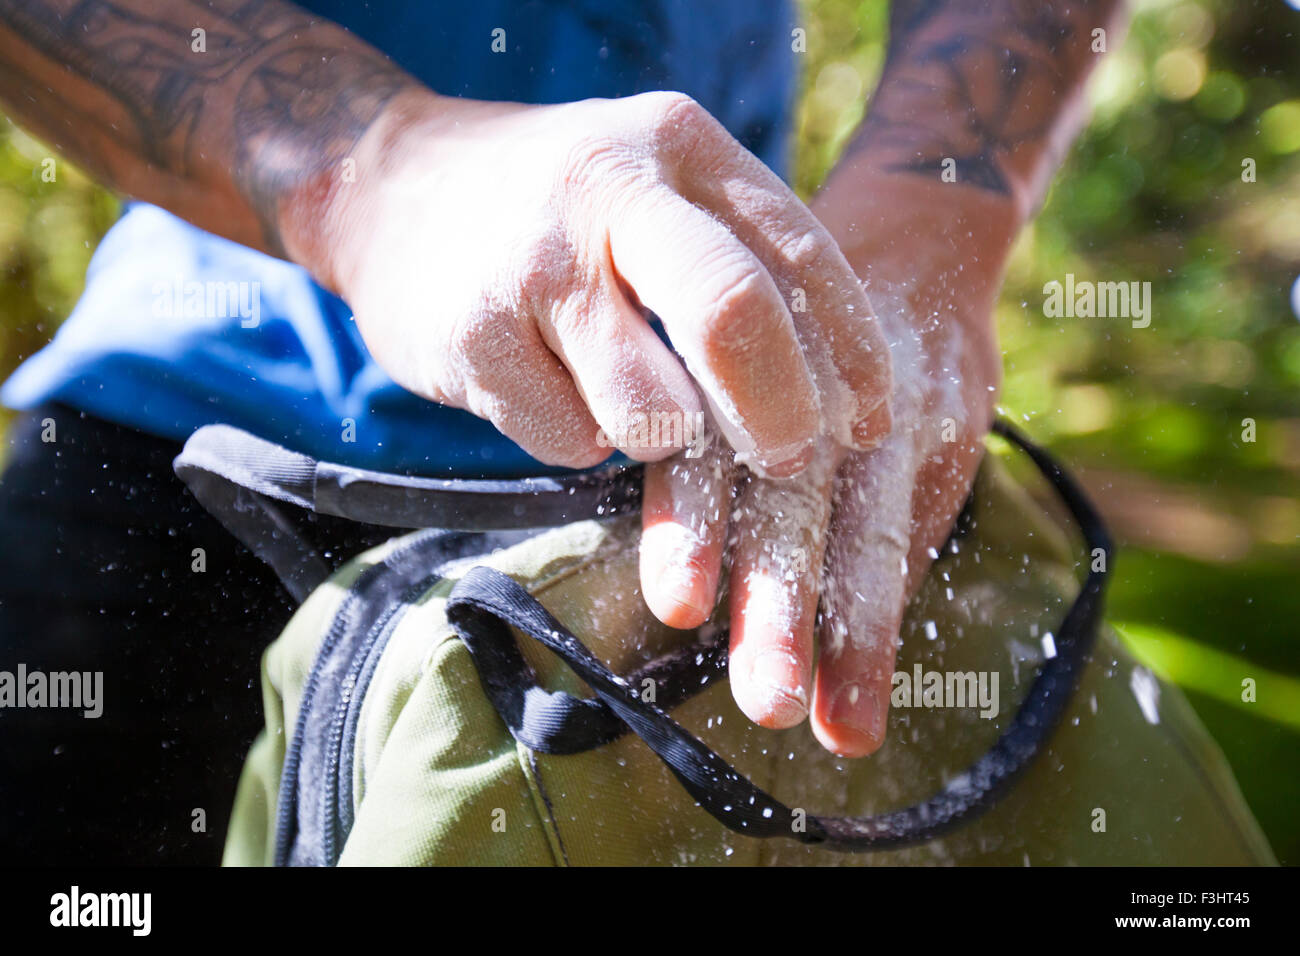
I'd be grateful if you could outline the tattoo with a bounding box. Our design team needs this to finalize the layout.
[856,0,1123,197]
[232,33,410,251]
[0,0,412,253]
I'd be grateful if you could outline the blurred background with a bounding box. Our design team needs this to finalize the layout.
[1,0,1296,862]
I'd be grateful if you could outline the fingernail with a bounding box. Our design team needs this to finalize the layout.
[851,399,892,450]
[763,440,816,479]
[658,564,710,625]
[748,650,809,726]
[827,682,886,753]
[642,524,713,628]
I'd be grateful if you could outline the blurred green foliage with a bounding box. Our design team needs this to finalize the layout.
[0,126,118,401]
[0,0,1296,862]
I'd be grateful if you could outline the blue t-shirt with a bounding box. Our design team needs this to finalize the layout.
[1,0,795,477]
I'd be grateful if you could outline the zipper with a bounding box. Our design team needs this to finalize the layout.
[274,529,476,866]
[319,567,445,865]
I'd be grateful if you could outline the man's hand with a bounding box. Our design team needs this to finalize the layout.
[0,1,894,472]
[641,0,1127,756]
[640,178,1004,756]
[302,91,892,471]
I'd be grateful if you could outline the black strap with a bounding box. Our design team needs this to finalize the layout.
[444,419,1113,851]
[173,424,642,600]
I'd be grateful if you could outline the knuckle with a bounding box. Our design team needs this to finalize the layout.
[641,91,718,151]
[444,310,493,371]
[446,306,529,383]
[553,136,648,249]
[698,267,773,360]
[774,223,840,276]
[508,225,582,311]
[557,132,637,193]
[643,90,704,128]
[543,288,605,356]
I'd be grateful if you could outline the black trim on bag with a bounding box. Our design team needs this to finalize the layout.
[173,425,640,600]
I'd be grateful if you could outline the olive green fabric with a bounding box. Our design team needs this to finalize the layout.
[224,458,1276,866]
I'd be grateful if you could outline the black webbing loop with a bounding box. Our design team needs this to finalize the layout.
[445,419,1113,851]
[174,424,642,600]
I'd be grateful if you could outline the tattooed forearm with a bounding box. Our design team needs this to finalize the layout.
[0,0,414,254]
[232,42,409,248]
[852,0,1126,208]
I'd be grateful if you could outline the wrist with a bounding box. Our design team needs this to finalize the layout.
[810,166,1005,411]
[275,85,459,296]
[811,164,1021,288]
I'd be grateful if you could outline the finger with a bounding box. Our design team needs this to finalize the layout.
[541,281,705,462]
[639,430,731,629]
[727,440,843,729]
[440,309,609,468]
[811,425,986,757]
[811,438,916,757]
[663,109,893,449]
[607,184,821,476]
